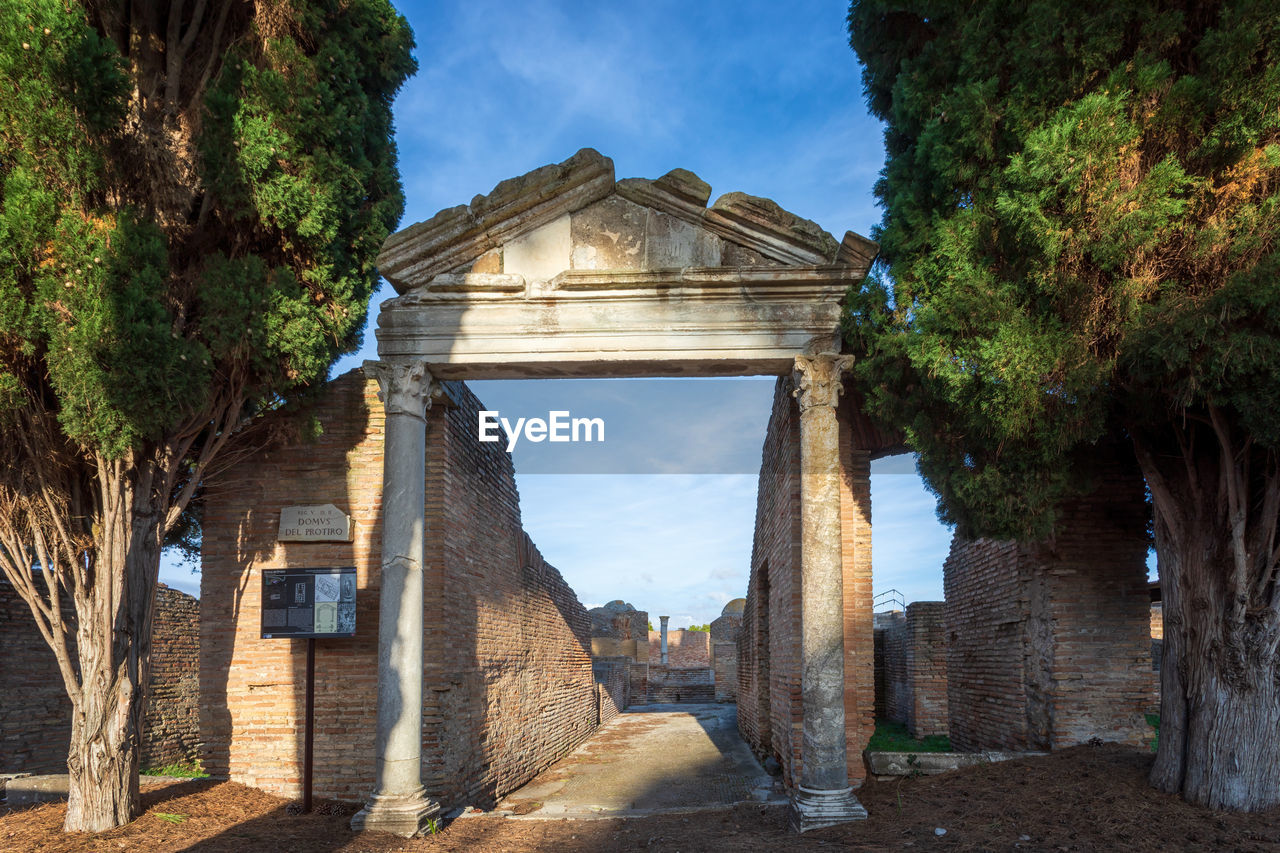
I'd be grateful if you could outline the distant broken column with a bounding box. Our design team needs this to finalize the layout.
[660,616,670,664]
[790,353,867,831]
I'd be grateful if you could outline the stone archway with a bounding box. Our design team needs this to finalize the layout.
[356,148,879,834]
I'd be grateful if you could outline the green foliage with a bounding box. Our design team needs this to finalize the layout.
[847,1,1280,538]
[685,623,711,632]
[0,0,415,457]
[867,719,952,753]
[143,760,208,779]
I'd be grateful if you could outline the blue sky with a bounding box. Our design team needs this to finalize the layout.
[165,0,958,625]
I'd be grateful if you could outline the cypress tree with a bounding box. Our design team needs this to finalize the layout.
[848,0,1280,810]
[0,0,414,830]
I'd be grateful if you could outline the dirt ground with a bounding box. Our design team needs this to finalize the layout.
[3,745,1279,852]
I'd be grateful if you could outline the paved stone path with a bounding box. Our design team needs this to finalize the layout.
[491,703,784,819]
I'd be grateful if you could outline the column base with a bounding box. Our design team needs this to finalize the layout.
[789,785,868,833]
[350,788,441,837]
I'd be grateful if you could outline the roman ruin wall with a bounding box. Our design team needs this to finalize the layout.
[738,377,875,790]
[201,370,598,808]
[648,629,710,668]
[1,580,200,774]
[943,457,1154,752]
[710,600,744,702]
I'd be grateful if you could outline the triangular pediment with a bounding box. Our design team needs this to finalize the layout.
[377,148,877,294]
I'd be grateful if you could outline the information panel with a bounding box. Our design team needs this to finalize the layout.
[261,567,357,639]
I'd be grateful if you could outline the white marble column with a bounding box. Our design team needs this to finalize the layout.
[351,360,442,837]
[789,352,867,832]
[659,615,670,664]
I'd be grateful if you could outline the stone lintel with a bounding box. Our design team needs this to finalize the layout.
[386,266,860,302]
[374,266,851,377]
[378,148,616,292]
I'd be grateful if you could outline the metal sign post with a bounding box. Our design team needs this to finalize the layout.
[303,637,316,813]
[260,567,357,814]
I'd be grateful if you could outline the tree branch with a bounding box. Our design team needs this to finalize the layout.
[1209,405,1250,628]
[164,393,244,533]
[194,0,235,103]
[163,0,187,111]
[1132,433,1186,539]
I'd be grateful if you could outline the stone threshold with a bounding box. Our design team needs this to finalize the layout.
[453,795,790,822]
[864,750,1048,781]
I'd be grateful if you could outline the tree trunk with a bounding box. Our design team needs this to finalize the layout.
[65,684,142,832]
[64,469,164,832]
[1137,429,1280,813]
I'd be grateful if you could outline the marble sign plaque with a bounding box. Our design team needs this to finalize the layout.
[277,504,353,542]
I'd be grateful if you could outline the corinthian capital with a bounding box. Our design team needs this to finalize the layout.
[363,360,440,420]
[792,353,855,412]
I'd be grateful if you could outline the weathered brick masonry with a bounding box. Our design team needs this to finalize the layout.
[142,587,203,768]
[880,611,909,726]
[201,370,598,808]
[592,658,630,724]
[710,603,743,703]
[879,604,950,738]
[738,377,876,790]
[943,458,1153,752]
[646,665,715,703]
[902,602,948,739]
[1,579,200,774]
[648,629,709,667]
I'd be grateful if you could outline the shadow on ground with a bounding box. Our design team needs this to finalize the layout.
[492,702,784,818]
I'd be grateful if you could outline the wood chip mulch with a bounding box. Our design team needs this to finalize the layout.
[3,744,1279,852]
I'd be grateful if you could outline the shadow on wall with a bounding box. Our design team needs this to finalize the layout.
[425,381,597,810]
[199,370,375,800]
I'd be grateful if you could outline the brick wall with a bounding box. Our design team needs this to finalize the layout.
[944,458,1153,752]
[738,377,876,790]
[628,661,650,704]
[201,370,598,808]
[880,611,909,725]
[1,578,200,774]
[943,538,1028,751]
[710,612,741,702]
[738,378,803,786]
[649,629,710,667]
[903,602,948,739]
[873,627,887,718]
[646,665,715,703]
[837,393,877,783]
[592,658,630,724]
[0,575,74,774]
[141,587,202,768]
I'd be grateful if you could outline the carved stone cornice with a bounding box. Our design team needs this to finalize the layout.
[363,360,440,421]
[792,353,855,412]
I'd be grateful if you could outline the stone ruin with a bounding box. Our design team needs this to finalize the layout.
[584,599,745,709]
[1,580,201,776]
[181,148,1163,836]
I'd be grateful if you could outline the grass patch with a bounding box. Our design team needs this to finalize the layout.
[1146,713,1160,752]
[868,718,952,753]
[143,760,208,779]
